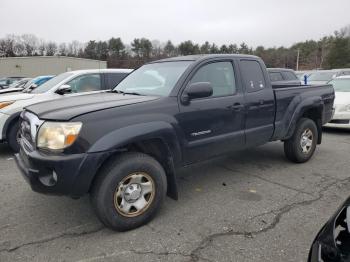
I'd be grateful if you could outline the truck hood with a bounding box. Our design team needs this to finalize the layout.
[0,92,34,102]
[25,92,160,121]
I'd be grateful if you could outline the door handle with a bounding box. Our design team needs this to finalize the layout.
[231,103,244,111]
[259,99,264,105]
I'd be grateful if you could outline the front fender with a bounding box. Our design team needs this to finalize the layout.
[87,121,182,165]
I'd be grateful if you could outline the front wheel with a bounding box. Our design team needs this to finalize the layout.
[284,118,318,163]
[90,152,167,231]
[7,121,20,153]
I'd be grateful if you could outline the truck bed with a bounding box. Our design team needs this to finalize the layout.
[271,84,335,140]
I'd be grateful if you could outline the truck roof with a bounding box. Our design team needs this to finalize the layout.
[151,54,259,63]
[267,68,295,72]
[67,68,133,74]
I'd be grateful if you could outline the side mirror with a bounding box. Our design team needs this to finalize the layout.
[29,83,38,90]
[56,84,72,95]
[181,82,213,104]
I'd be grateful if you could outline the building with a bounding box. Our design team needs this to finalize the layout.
[0,56,107,77]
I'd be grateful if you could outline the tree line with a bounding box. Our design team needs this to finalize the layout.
[0,25,349,70]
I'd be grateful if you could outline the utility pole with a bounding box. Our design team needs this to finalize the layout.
[296,48,300,71]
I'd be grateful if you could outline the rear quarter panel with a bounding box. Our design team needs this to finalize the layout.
[272,84,334,140]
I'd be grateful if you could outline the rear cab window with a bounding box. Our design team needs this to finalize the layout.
[240,60,266,93]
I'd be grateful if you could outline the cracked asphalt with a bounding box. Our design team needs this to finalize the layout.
[0,128,350,262]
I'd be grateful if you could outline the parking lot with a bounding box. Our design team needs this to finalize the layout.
[0,129,349,262]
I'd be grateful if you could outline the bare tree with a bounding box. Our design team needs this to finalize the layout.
[0,39,6,57]
[38,40,46,56]
[0,35,16,57]
[58,43,67,56]
[21,34,38,56]
[45,42,57,56]
[67,40,83,56]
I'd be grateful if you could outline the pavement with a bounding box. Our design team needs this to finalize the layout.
[0,128,349,262]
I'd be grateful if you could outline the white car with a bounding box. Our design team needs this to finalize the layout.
[0,68,132,151]
[325,76,350,129]
[308,69,350,85]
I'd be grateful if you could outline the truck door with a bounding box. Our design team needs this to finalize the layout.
[177,60,246,164]
[239,59,275,147]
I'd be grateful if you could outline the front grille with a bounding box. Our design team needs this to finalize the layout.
[329,119,350,124]
[20,111,43,151]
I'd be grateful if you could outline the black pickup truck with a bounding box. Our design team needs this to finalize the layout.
[15,54,334,231]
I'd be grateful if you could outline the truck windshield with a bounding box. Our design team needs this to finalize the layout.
[329,79,350,92]
[31,72,73,94]
[114,61,192,96]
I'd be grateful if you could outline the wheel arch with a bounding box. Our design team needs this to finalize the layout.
[284,98,324,144]
[87,122,182,200]
[3,111,21,140]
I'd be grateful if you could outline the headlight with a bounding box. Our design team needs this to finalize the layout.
[0,101,14,109]
[37,122,82,150]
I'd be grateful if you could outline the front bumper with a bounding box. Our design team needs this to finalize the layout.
[14,139,112,197]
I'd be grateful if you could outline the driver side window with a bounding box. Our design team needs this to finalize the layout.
[66,74,102,93]
[190,61,236,97]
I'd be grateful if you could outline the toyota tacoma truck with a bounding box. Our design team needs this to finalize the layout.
[14,54,335,231]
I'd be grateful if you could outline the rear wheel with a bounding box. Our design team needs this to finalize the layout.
[284,118,318,163]
[7,121,20,153]
[90,152,167,231]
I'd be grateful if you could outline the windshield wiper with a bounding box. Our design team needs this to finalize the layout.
[110,89,142,96]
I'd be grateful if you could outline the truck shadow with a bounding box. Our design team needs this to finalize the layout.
[176,142,287,195]
[0,143,13,157]
[323,127,350,135]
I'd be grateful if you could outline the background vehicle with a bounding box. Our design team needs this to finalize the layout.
[308,69,350,85]
[0,77,25,89]
[15,54,334,231]
[21,75,55,92]
[334,68,350,77]
[0,69,132,152]
[308,196,350,262]
[308,70,336,84]
[0,76,54,95]
[0,78,32,95]
[268,68,302,87]
[325,76,350,129]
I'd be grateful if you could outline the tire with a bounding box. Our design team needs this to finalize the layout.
[284,118,318,163]
[90,152,167,231]
[7,121,20,153]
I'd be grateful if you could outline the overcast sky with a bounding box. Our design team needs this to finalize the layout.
[1,0,349,47]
